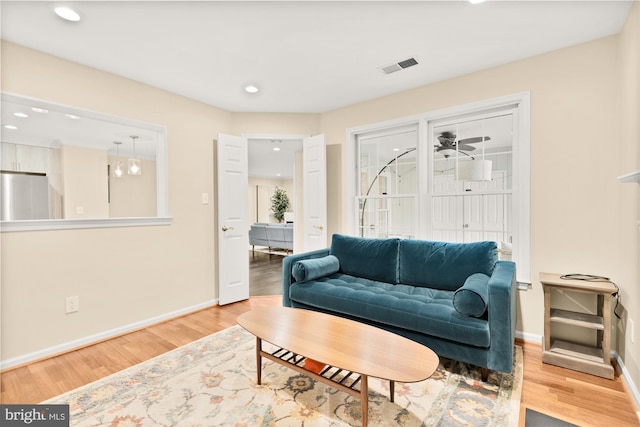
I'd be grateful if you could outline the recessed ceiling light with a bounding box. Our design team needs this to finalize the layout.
[393,148,400,152]
[4,125,18,130]
[468,0,486,4]
[54,6,81,22]
[244,85,259,94]
[13,112,29,118]
[273,147,281,152]
[65,114,80,120]
[31,107,49,114]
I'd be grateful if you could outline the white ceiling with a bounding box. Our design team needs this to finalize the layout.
[0,0,634,178]
[1,1,633,114]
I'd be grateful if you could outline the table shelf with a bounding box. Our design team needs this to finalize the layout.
[549,308,604,330]
[541,273,616,379]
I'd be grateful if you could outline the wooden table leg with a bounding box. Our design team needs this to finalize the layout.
[256,337,262,385]
[390,380,395,402]
[361,374,368,427]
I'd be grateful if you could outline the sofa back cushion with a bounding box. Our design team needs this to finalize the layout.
[399,239,497,290]
[329,234,399,284]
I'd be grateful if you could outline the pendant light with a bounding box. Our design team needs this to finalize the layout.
[128,135,142,176]
[112,141,123,178]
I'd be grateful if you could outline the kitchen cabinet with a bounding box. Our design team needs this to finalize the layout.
[0,142,51,173]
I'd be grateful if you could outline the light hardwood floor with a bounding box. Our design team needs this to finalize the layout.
[1,254,639,426]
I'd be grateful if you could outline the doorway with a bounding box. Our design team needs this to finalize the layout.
[247,136,302,296]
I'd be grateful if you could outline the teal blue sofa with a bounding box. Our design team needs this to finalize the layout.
[282,234,517,374]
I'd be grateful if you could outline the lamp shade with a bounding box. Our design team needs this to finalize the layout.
[458,159,492,181]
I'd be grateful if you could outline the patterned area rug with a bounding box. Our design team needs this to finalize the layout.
[45,325,522,426]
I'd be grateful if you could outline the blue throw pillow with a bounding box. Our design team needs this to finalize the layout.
[329,234,399,284]
[292,255,340,283]
[398,239,497,290]
[453,273,490,317]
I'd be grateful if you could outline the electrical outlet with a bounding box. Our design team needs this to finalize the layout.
[630,318,635,344]
[201,192,209,205]
[65,296,79,314]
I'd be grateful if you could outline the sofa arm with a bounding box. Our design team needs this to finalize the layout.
[487,260,517,373]
[282,248,331,307]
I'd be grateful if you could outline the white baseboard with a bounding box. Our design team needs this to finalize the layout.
[0,299,219,371]
[515,329,542,344]
[613,351,640,410]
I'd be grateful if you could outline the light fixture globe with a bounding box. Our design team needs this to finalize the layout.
[112,141,124,178]
[128,135,142,176]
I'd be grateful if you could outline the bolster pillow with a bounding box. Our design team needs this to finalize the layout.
[292,255,340,283]
[453,273,490,317]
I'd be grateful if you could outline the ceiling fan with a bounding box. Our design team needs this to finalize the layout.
[434,131,491,158]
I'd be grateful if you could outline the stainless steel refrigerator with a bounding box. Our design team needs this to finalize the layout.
[1,172,50,220]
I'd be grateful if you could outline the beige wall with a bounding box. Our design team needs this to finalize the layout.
[61,145,109,219]
[231,113,320,136]
[1,41,231,361]
[616,0,640,390]
[248,177,294,224]
[108,156,157,218]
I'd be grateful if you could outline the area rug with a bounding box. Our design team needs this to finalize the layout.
[44,325,523,426]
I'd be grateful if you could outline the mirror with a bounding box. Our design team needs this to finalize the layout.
[0,92,169,231]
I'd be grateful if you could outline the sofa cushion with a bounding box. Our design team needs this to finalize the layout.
[289,273,490,348]
[398,240,497,291]
[329,234,399,284]
[292,255,340,283]
[453,273,490,317]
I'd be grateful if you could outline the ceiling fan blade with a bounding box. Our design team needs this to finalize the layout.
[456,144,476,152]
[458,136,491,145]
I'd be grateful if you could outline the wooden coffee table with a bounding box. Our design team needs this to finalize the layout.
[237,306,439,426]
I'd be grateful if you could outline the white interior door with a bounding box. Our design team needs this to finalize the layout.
[303,134,327,251]
[217,133,249,305]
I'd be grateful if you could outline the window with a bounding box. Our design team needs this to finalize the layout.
[347,93,530,286]
[429,111,514,255]
[356,124,418,239]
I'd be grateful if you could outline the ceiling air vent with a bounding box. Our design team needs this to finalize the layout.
[380,57,419,75]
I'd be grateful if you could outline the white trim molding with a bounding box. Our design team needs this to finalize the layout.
[0,92,171,232]
[0,299,217,371]
[0,216,172,232]
[614,351,640,410]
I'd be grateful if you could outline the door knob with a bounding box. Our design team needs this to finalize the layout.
[314,225,324,231]
[221,226,234,232]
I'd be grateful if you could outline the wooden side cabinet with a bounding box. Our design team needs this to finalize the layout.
[540,272,616,379]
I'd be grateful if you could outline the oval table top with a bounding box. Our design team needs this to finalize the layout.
[237,306,439,383]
